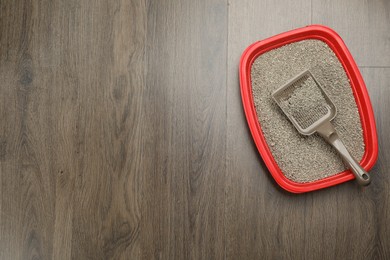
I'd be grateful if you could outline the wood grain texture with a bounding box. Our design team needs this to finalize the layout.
[0,0,147,259]
[67,1,146,259]
[0,1,57,259]
[0,0,389,259]
[360,68,390,259]
[312,0,390,67]
[141,0,227,259]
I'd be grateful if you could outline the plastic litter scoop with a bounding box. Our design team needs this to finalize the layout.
[272,70,371,186]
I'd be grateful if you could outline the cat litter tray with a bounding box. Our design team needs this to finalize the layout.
[239,25,378,193]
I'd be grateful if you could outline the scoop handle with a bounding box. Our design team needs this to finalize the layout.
[317,121,371,186]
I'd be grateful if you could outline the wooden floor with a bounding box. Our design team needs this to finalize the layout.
[0,0,389,259]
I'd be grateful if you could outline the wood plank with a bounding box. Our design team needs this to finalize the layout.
[312,0,390,67]
[64,1,147,258]
[0,0,148,259]
[360,68,390,259]
[141,0,227,259]
[0,1,58,259]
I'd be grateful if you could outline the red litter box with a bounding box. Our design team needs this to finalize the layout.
[239,25,378,193]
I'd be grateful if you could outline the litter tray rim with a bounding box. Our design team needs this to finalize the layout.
[239,24,378,193]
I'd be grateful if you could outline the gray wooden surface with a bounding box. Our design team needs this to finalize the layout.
[0,0,389,259]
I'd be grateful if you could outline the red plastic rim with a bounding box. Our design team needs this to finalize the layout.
[239,25,378,193]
